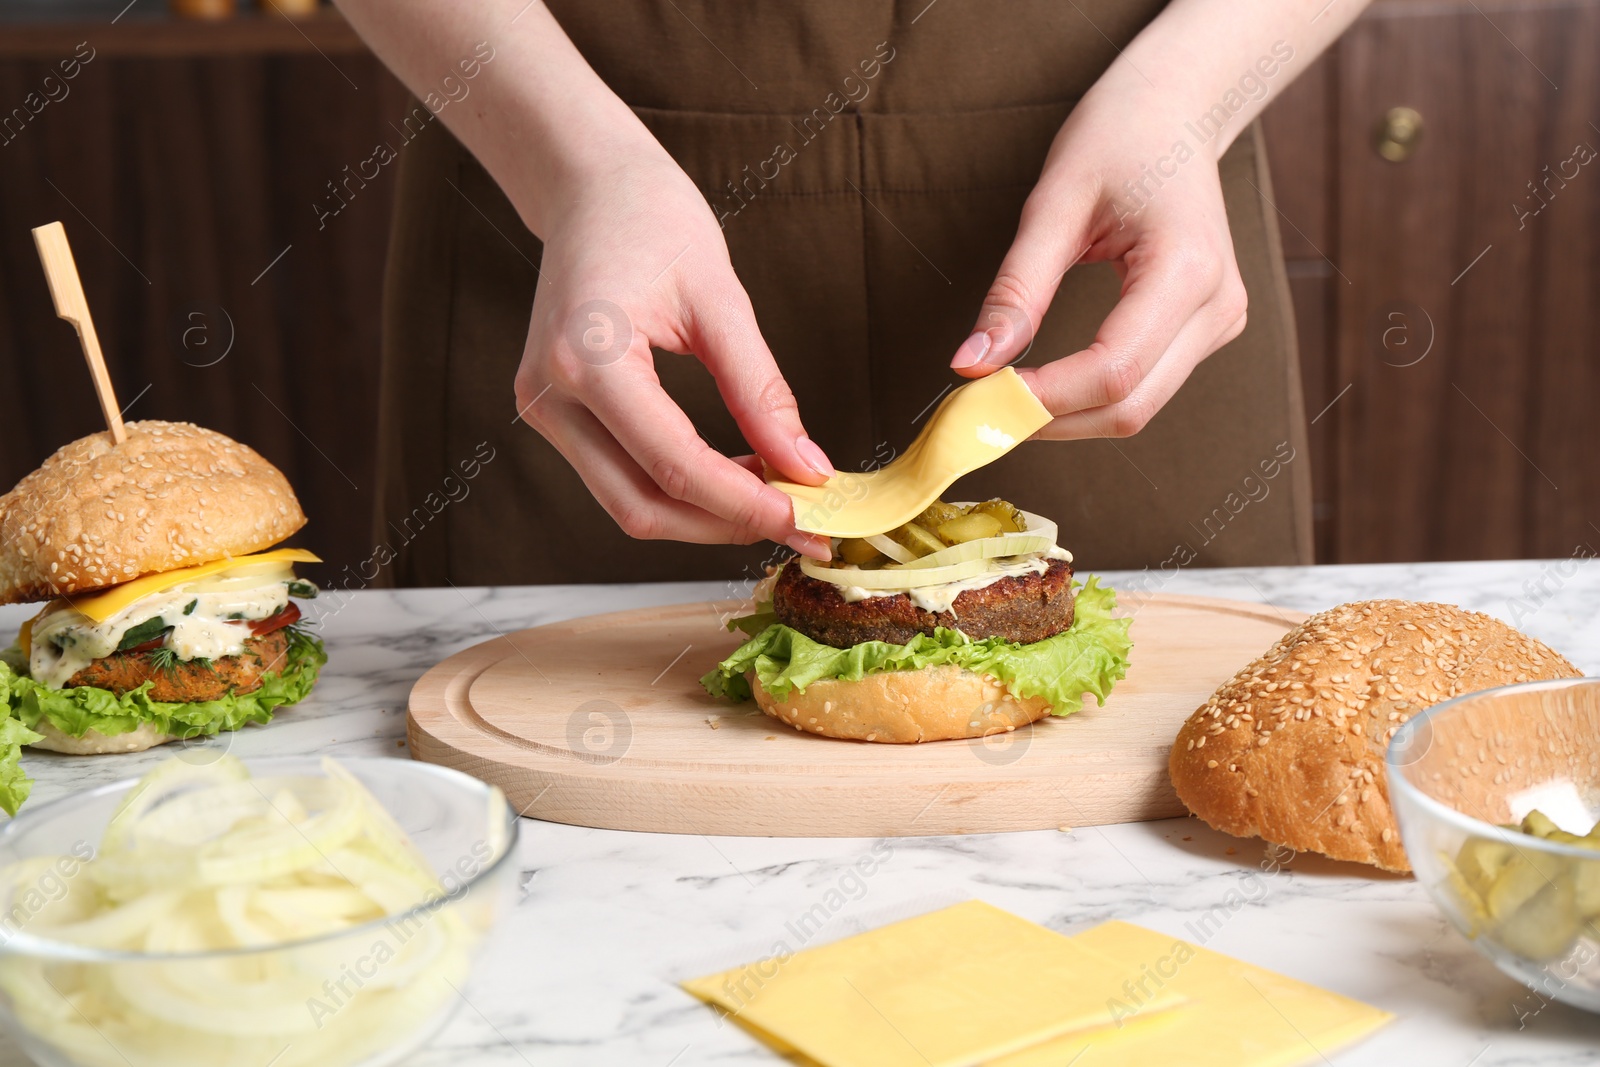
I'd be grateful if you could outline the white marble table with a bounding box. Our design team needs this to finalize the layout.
[3,560,1599,1066]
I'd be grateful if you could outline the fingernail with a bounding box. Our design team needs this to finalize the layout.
[795,436,834,478]
[786,533,831,561]
[951,331,991,370]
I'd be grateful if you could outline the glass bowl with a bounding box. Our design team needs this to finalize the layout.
[1387,677,1600,1012]
[0,756,519,1067]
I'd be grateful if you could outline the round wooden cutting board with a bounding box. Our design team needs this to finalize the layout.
[406,593,1305,837]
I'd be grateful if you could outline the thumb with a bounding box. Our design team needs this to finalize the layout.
[689,286,834,488]
[952,191,1094,377]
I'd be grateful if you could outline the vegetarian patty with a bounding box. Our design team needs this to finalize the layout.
[773,557,1075,648]
[64,629,292,702]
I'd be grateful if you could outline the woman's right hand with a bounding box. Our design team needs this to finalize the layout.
[332,0,830,555]
[513,149,834,559]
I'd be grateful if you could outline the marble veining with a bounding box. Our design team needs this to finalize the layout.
[1,562,1598,1065]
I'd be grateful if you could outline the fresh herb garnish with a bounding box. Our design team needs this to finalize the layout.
[287,580,319,599]
[146,645,216,674]
[183,599,198,616]
[116,617,172,652]
[283,622,321,652]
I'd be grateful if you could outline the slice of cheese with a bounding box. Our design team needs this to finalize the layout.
[986,921,1394,1067]
[769,368,1052,538]
[681,900,1185,1067]
[64,548,321,624]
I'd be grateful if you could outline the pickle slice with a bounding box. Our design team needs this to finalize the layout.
[1453,809,1600,958]
[1455,837,1514,897]
[1487,852,1571,920]
[890,523,946,558]
[1522,811,1563,839]
[836,539,882,566]
[1496,878,1584,961]
[936,512,1004,546]
[1574,855,1600,917]
[914,501,963,530]
[966,499,1027,533]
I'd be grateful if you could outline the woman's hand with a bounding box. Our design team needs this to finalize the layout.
[952,76,1247,439]
[514,149,834,557]
[952,0,1375,435]
[331,0,831,556]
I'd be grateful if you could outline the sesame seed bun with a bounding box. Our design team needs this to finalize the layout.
[0,421,306,605]
[1169,600,1581,872]
[751,665,1050,743]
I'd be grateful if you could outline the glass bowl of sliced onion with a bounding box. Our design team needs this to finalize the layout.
[0,754,519,1067]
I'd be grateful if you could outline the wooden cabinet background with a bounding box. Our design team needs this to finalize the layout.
[1,2,1596,573]
[1262,0,1600,562]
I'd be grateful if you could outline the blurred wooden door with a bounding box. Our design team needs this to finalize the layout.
[1265,0,1600,562]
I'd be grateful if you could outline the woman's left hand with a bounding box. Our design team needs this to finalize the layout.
[950,77,1249,440]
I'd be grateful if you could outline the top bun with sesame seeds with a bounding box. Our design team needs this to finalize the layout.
[1168,600,1580,873]
[0,421,306,605]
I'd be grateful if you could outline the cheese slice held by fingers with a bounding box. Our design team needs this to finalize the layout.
[768,368,1052,538]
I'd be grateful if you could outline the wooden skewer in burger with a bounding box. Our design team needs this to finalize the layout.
[0,224,325,813]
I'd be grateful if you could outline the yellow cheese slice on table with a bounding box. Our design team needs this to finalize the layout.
[63,548,321,623]
[770,368,1052,538]
[681,900,1186,1067]
[985,921,1393,1067]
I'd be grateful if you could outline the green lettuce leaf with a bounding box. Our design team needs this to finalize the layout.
[0,629,327,816]
[0,717,43,818]
[701,575,1132,715]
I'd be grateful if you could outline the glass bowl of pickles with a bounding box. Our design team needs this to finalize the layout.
[1387,677,1600,1012]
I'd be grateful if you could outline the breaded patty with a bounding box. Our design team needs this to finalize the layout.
[774,557,1075,648]
[65,629,292,702]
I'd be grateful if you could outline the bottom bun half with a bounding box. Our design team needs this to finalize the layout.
[27,720,176,755]
[751,665,1050,743]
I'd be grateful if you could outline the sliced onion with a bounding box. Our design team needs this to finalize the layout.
[800,554,996,590]
[888,509,1057,570]
[0,753,498,1067]
[195,779,365,886]
[101,756,250,852]
[46,891,186,949]
[863,533,916,564]
[898,530,1055,570]
[174,562,297,596]
[801,507,1063,591]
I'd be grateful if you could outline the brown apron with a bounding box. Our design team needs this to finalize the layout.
[375,0,1313,587]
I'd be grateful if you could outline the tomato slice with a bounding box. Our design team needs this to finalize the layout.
[248,601,301,637]
[122,603,301,658]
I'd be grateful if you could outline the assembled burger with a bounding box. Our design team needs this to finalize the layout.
[702,499,1131,743]
[0,421,326,812]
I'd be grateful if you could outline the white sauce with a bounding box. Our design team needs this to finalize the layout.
[830,546,1073,614]
[29,579,293,690]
